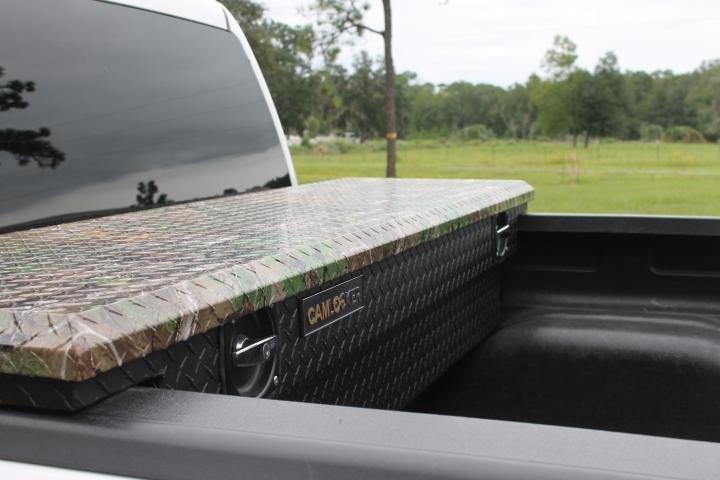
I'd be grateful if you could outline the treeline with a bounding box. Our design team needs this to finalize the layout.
[223,1,720,144]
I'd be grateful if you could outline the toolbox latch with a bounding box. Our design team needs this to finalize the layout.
[232,335,278,367]
[495,212,510,260]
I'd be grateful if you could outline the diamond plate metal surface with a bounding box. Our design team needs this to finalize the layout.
[270,207,523,409]
[0,206,524,410]
[0,329,223,410]
[0,178,533,382]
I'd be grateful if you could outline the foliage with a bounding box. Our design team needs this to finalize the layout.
[310,0,398,178]
[662,126,706,144]
[640,71,696,132]
[640,124,664,141]
[541,35,578,81]
[219,4,719,146]
[0,66,35,111]
[220,0,317,135]
[309,0,381,50]
[530,49,629,147]
[304,115,321,138]
[497,83,536,139]
[136,181,168,207]
[687,60,720,142]
[341,52,386,140]
[589,52,628,138]
[458,124,494,141]
[0,67,65,168]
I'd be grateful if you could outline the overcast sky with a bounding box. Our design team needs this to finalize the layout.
[259,0,720,87]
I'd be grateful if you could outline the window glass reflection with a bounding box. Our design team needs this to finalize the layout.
[0,0,290,232]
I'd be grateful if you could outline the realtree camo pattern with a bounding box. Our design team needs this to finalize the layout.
[0,178,533,381]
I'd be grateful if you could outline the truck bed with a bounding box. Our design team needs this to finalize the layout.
[2,214,720,479]
[411,214,720,443]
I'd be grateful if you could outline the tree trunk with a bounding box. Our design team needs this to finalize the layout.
[572,133,578,148]
[382,0,397,178]
[584,131,590,148]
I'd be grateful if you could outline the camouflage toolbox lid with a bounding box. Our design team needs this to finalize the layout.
[0,178,533,382]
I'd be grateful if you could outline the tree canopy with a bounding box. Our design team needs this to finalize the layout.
[221,1,719,144]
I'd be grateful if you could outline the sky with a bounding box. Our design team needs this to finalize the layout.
[259,0,720,87]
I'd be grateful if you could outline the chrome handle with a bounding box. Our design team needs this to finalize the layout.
[495,218,510,259]
[232,335,277,367]
[496,224,510,237]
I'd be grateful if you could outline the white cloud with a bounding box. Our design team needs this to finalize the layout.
[259,0,720,86]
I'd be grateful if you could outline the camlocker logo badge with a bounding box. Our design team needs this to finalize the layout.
[300,276,364,336]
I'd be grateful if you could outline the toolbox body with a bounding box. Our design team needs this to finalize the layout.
[0,178,533,410]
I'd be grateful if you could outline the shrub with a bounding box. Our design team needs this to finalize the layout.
[436,125,452,139]
[303,115,321,139]
[328,139,359,154]
[458,124,494,142]
[662,126,706,144]
[640,124,664,142]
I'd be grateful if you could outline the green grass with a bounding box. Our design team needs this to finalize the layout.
[292,140,720,215]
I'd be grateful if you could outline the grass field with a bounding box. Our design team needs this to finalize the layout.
[292,140,720,215]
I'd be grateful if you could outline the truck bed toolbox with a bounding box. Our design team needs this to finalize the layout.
[0,178,533,410]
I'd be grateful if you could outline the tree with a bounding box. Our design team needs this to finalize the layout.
[393,71,414,138]
[641,70,696,130]
[433,82,505,135]
[565,69,594,146]
[687,60,720,142]
[576,72,612,146]
[343,52,385,140]
[564,51,630,147]
[0,67,65,168]
[497,83,536,139]
[136,181,168,207]
[312,0,398,177]
[529,68,591,146]
[406,82,443,135]
[264,21,319,134]
[220,0,317,135]
[542,35,578,81]
[623,70,654,138]
[532,40,628,147]
[528,75,569,139]
[0,67,35,111]
[531,36,582,142]
[591,52,628,139]
[175,7,720,145]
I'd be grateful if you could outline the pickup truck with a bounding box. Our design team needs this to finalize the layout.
[2,1,720,479]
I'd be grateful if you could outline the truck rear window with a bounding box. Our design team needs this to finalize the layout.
[0,0,291,232]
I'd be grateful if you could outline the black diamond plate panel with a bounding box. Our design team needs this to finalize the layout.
[0,329,223,411]
[141,329,223,394]
[269,207,523,409]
